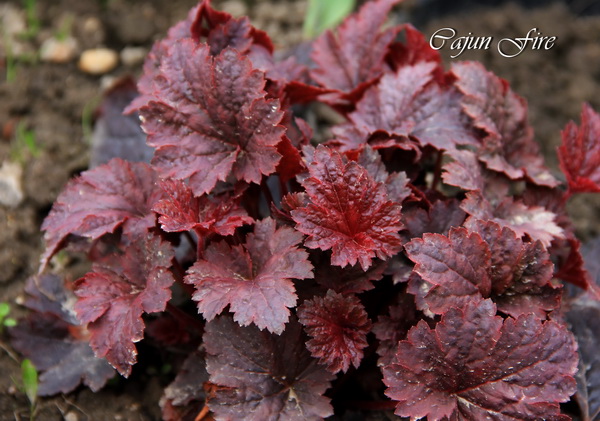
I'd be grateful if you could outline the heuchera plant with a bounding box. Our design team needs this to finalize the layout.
[12,0,600,419]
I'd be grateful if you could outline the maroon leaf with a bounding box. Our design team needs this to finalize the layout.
[452,61,558,187]
[402,198,465,240]
[314,258,387,295]
[357,146,411,204]
[309,0,400,109]
[405,227,492,314]
[383,299,578,420]
[297,290,372,373]
[292,146,402,270]
[185,218,313,334]
[461,191,564,247]
[153,179,253,235]
[442,149,484,191]
[11,275,115,395]
[204,315,335,420]
[160,351,209,421]
[74,233,175,377]
[372,293,418,365]
[331,62,478,152]
[40,158,161,270]
[388,24,442,70]
[138,41,285,195]
[558,103,600,195]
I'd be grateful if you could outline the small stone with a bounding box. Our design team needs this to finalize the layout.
[40,36,78,63]
[0,161,24,208]
[79,48,119,75]
[64,412,79,421]
[120,46,147,67]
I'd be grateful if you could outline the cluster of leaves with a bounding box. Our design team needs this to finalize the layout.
[11,0,600,419]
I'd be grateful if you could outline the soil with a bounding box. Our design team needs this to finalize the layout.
[0,0,599,420]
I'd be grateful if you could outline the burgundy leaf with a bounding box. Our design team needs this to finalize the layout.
[388,23,442,69]
[405,227,492,314]
[11,315,115,396]
[558,103,600,194]
[153,179,252,235]
[452,61,558,187]
[40,158,161,270]
[11,275,115,395]
[310,0,401,109]
[297,290,372,373]
[442,149,484,191]
[372,293,418,365]
[185,218,313,334]
[331,62,478,152]
[461,191,564,247]
[292,146,402,270]
[138,41,285,195]
[567,295,600,421]
[383,299,577,420]
[314,258,387,295]
[74,233,175,377]
[160,351,209,421]
[357,146,411,204]
[402,198,466,240]
[204,315,335,421]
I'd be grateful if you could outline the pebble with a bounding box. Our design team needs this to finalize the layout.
[0,161,24,208]
[64,412,79,421]
[40,36,78,63]
[120,46,147,67]
[79,48,119,75]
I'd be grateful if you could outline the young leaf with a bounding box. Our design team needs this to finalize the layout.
[153,179,253,235]
[138,41,285,195]
[291,146,403,270]
[558,103,600,195]
[383,299,577,420]
[74,233,175,377]
[204,315,335,421]
[40,158,162,270]
[297,290,372,373]
[303,0,356,39]
[185,218,313,334]
[21,359,38,407]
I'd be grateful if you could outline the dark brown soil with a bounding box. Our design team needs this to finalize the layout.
[0,0,598,419]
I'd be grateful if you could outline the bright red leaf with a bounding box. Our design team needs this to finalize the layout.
[291,146,403,270]
[74,233,175,377]
[297,290,372,373]
[153,179,252,235]
[204,315,335,421]
[383,299,578,420]
[185,218,313,334]
[138,41,285,195]
[452,61,558,187]
[558,103,600,195]
[40,158,161,270]
[333,62,478,153]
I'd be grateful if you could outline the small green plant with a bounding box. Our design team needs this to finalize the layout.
[11,121,40,163]
[55,14,74,42]
[21,359,38,419]
[303,0,355,38]
[0,303,17,334]
[20,0,41,40]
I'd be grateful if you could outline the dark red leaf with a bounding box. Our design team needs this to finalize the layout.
[90,77,152,168]
[567,295,600,421]
[461,191,564,247]
[405,227,492,314]
[558,103,600,195]
[314,258,387,295]
[372,292,418,365]
[383,299,577,420]
[388,24,442,70]
[356,146,411,204]
[204,315,335,420]
[40,158,161,270]
[452,61,558,187]
[11,275,115,395]
[74,233,175,377]
[331,62,478,152]
[297,290,372,373]
[138,41,285,195]
[153,179,252,235]
[185,218,313,334]
[401,198,465,240]
[442,149,484,191]
[160,351,209,421]
[291,146,403,270]
[309,0,401,109]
